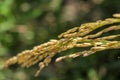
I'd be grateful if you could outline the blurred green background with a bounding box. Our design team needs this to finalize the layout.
[0,0,120,80]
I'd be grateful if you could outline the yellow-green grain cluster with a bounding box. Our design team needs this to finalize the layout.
[3,14,120,77]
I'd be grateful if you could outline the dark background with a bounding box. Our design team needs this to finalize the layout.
[0,0,120,80]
